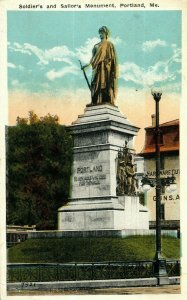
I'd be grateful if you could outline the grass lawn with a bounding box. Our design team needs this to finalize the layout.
[7,235,180,263]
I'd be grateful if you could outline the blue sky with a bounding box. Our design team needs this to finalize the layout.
[7,10,181,152]
[8,10,181,94]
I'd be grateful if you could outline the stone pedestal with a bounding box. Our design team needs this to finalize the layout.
[58,104,149,231]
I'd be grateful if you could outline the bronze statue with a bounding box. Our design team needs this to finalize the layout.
[116,144,138,196]
[117,160,127,195]
[126,159,137,195]
[81,26,118,106]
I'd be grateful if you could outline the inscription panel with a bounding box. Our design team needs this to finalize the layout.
[74,132,108,147]
[74,151,99,161]
[60,211,114,230]
[74,165,106,186]
[71,150,112,198]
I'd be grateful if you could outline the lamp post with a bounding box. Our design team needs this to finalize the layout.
[141,89,176,285]
[152,88,168,284]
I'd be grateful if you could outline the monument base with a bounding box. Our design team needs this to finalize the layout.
[58,197,125,231]
[58,196,149,231]
[58,104,149,233]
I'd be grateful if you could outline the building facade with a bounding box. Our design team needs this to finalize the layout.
[139,118,180,230]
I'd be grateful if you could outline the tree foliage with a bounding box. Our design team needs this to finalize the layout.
[7,111,73,229]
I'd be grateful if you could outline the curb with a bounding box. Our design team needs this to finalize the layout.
[7,277,180,291]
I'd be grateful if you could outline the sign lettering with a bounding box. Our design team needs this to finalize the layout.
[77,165,102,174]
[147,169,180,177]
[153,194,180,201]
[74,165,106,186]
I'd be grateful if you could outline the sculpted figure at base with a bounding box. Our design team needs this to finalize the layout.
[116,144,138,196]
[117,160,127,195]
[126,156,138,195]
[82,26,118,106]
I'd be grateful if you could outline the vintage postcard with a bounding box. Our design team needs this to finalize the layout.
[0,0,187,299]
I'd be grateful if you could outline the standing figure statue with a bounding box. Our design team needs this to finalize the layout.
[126,156,138,195]
[81,26,118,106]
[116,160,127,195]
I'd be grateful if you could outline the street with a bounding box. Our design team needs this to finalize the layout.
[7,284,180,295]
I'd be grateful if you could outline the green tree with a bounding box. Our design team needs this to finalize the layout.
[7,111,73,229]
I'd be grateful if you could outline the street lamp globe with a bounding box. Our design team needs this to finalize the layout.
[151,87,163,101]
[170,183,177,192]
[165,186,172,193]
[142,184,151,192]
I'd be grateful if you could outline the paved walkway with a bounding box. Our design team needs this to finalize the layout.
[7,284,180,295]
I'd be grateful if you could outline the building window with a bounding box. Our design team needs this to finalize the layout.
[160,204,165,220]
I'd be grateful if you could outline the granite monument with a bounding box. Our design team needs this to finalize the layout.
[58,27,149,232]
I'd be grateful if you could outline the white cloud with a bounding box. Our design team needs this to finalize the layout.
[8,42,75,66]
[9,39,97,67]
[8,62,24,70]
[110,36,123,45]
[9,42,32,55]
[120,63,143,85]
[8,40,93,82]
[12,79,19,86]
[120,61,174,86]
[142,39,167,52]
[45,46,73,61]
[23,43,48,65]
[120,46,181,87]
[46,65,79,81]
[75,37,99,64]
[168,47,181,64]
[8,36,122,71]
[8,39,180,89]
[8,62,16,69]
